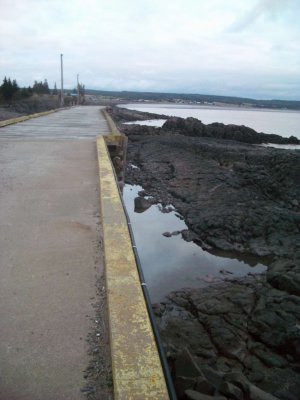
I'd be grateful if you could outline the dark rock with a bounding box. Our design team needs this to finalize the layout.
[181,229,198,242]
[195,376,215,395]
[176,376,198,398]
[154,277,300,399]
[251,347,288,368]
[201,367,224,391]
[134,196,152,213]
[275,388,299,400]
[162,116,300,145]
[219,381,244,400]
[267,258,300,296]
[185,390,227,400]
[163,231,172,237]
[224,372,249,392]
[162,230,182,237]
[175,348,203,378]
[248,384,279,400]
[152,303,163,317]
[171,295,190,308]
[247,371,264,384]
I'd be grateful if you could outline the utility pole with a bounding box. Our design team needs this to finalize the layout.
[77,73,80,105]
[60,53,64,107]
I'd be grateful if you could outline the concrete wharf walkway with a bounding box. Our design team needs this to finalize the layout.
[0,106,169,400]
[0,106,109,139]
[0,107,109,399]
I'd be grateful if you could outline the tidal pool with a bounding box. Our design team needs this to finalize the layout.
[123,184,267,303]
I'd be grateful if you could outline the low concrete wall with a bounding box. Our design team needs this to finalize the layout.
[0,109,59,127]
[101,108,128,190]
[102,108,120,135]
[97,136,169,399]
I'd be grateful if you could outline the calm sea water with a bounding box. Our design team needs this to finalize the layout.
[121,103,300,139]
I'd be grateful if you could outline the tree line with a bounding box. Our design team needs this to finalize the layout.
[0,77,58,102]
[0,76,86,106]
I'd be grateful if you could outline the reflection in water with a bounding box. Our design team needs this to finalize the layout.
[123,184,267,302]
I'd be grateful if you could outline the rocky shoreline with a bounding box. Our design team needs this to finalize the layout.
[153,275,300,400]
[109,106,300,400]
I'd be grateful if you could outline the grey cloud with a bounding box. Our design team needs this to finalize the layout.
[228,0,295,32]
[0,0,299,100]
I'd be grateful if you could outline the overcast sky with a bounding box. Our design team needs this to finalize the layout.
[1,0,299,100]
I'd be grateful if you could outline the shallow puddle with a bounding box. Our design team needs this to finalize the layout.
[123,184,267,302]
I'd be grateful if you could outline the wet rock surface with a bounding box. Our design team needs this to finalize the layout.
[125,132,300,262]
[154,276,300,399]
[109,106,300,399]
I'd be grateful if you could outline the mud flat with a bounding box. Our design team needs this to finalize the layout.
[109,106,300,400]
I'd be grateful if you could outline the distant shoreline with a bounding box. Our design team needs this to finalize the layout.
[85,89,300,111]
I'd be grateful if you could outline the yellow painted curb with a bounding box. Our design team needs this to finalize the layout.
[0,109,59,128]
[97,136,169,399]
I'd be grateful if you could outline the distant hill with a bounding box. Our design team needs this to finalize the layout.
[85,89,300,110]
